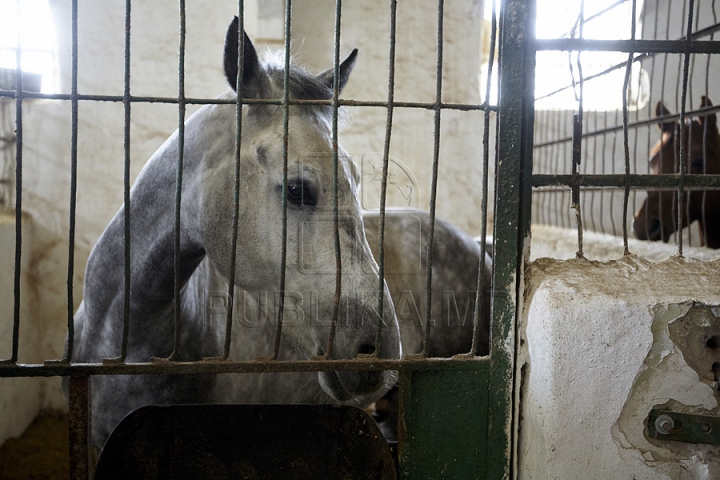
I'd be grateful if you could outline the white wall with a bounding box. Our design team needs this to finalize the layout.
[519,255,720,479]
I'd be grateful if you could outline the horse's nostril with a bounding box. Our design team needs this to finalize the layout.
[357,344,376,356]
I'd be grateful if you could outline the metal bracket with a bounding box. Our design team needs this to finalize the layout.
[648,408,720,446]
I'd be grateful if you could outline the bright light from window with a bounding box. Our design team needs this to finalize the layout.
[534,0,648,111]
[0,0,58,93]
[480,0,648,111]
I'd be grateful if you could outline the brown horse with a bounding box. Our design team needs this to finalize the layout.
[633,96,720,249]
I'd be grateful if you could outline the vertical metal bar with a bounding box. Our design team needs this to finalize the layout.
[324,0,343,359]
[419,0,444,356]
[621,0,638,255]
[8,0,24,363]
[272,0,293,359]
[374,0,397,355]
[106,0,132,364]
[571,0,584,258]
[120,0,132,361]
[169,0,187,360]
[68,375,91,480]
[676,0,696,256]
[470,0,497,357]
[64,0,80,364]
[217,0,246,361]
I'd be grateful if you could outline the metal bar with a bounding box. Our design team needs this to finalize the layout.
[620,0,637,254]
[374,0,397,355]
[65,0,81,362]
[536,22,720,102]
[0,357,490,377]
[272,0,293,360]
[168,0,187,361]
[215,1,246,361]
[535,38,720,54]
[534,103,720,148]
[677,0,697,256]
[8,0,24,364]
[532,173,720,188]
[104,0,132,364]
[488,0,535,475]
[120,0,132,361]
[418,0,444,357]
[469,0,498,357]
[68,375,91,480]
[325,0,342,359]
[0,89,494,111]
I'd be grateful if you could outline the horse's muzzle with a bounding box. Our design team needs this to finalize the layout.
[318,369,392,402]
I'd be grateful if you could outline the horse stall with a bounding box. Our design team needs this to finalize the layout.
[1,1,503,479]
[2,0,719,479]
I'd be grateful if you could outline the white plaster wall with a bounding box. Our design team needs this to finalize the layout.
[519,256,720,479]
[291,0,487,234]
[0,213,45,443]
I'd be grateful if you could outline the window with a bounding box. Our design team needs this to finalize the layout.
[480,0,649,111]
[534,0,648,111]
[0,0,58,93]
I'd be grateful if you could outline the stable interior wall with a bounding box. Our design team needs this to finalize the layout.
[519,256,720,479]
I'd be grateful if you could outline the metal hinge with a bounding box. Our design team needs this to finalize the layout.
[648,408,720,446]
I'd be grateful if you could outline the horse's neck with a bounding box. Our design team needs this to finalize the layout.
[77,135,206,360]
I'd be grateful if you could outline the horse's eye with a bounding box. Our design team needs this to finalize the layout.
[691,157,705,172]
[286,182,317,207]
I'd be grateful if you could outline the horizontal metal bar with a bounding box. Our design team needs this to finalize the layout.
[0,90,494,111]
[533,173,720,189]
[535,38,720,54]
[537,22,720,102]
[534,104,720,148]
[0,356,489,377]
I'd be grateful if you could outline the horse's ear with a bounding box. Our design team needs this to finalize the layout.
[318,49,358,94]
[655,101,674,133]
[700,96,717,131]
[224,16,270,98]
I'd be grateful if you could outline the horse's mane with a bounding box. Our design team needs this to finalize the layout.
[260,51,351,131]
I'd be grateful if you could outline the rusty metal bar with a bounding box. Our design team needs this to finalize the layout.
[167,0,187,362]
[104,0,133,365]
[533,173,720,189]
[470,0,498,357]
[272,0,293,360]
[65,0,81,362]
[0,356,490,377]
[214,1,247,361]
[374,0,397,355]
[0,89,493,112]
[676,0,697,256]
[418,0,445,357]
[68,375,91,480]
[7,0,24,364]
[324,0,343,360]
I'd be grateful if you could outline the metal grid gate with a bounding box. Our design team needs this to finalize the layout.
[0,1,537,478]
[531,0,720,257]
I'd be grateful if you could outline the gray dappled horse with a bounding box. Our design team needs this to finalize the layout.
[70,18,401,449]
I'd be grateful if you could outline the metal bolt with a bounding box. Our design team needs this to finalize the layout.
[655,414,675,435]
[702,424,712,434]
